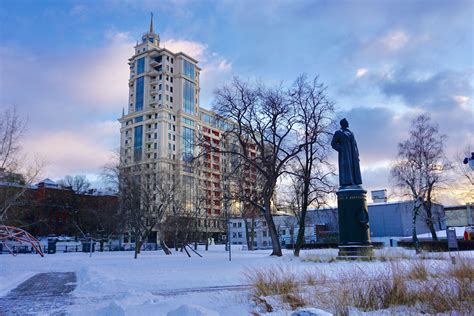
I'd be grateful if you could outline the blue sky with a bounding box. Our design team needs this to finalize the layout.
[0,0,472,201]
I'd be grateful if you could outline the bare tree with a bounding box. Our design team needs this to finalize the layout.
[224,156,262,251]
[110,163,177,258]
[391,114,451,251]
[286,75,336,257]
[213,77,309,256]
[0,106,42,223]
[58,175,91,194]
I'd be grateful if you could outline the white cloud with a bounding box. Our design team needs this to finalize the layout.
[453,95,472,111]
[162,39,207,61]
[161,38,233,107]
[22,121,120,179]
[379,30,409,51]
[355,68,368,78]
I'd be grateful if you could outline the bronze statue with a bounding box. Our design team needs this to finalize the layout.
[331,118,362,187]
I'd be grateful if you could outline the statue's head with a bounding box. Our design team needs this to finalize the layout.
[340,118,349,129]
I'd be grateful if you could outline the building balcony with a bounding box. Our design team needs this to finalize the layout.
[150,59,161,67]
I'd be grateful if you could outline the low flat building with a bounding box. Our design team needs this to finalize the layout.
[444,204,473,227]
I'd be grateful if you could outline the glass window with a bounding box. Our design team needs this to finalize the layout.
[183,60,195,80]
[134,125,143,161]
[135,116,143,123]
[137,57,145,74]
[183,127,194,162]
[200,112,212,124]
[181,117,195,126]
[183,80,195,114]
[135,77,144,111]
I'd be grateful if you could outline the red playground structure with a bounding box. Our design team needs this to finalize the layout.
[0,225,44,257]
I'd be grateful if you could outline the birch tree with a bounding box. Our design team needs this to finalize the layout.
[391,114,451,251]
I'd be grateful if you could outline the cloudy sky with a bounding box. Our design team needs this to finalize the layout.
[0,0,472,201]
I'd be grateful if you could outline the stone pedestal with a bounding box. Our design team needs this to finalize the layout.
[336,187,373,259]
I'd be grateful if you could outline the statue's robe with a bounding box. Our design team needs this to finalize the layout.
[331,128,362,187]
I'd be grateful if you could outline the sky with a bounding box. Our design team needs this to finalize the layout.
[0,0,473,202]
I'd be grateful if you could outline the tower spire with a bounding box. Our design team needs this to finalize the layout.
[150,12,154,34]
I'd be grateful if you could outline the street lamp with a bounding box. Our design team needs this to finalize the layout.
[463,152,474,171]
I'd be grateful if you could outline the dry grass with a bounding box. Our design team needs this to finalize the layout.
[245,257,473,315]
[406,260,429,280]
[332,264,416,313]
[302,267,328,286]
[447,256,474,281]
[244,265,300,297]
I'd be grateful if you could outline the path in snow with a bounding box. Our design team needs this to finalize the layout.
[0,272,76,315]
[152,284,252,297]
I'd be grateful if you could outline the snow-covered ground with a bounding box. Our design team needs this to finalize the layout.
[0,245,471,315]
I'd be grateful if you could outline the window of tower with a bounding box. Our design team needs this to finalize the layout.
[135,77,144,111]
[183,127,194,162]
[183,80,195,114]
[183,60,195,80]
[137,57,145,74]
[134,125,143,161]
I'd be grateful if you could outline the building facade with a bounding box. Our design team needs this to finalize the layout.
[1,178,118,237]
[444,204,473,227]
[119,17,234,241]
[229,200,448,249]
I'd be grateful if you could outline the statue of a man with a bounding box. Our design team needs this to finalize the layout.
[331,118,362,187]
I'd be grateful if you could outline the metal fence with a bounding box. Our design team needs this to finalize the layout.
[0,241,161,255]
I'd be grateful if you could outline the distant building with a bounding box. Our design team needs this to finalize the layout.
[0,179,118,237]
[444,204,473,227]
[368,201,445,237]
[229,199,447,248]
[309,200,445,238]
[229,214,326,249]
[229,218,273,249]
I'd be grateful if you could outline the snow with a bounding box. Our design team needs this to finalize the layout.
[0,245,472,315]
[416,226,467,239]
[167,304,219,316]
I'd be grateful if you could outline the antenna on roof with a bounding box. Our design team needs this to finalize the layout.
[150,12,154,34]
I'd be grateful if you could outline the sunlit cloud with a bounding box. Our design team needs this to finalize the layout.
[355,68,368,78]
[380,30,409,51]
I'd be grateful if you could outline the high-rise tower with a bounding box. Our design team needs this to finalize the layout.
[119,15,230,242]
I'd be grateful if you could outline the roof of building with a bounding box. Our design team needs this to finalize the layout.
[37,178,59,188]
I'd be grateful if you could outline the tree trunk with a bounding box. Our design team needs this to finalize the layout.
[264,198,282,256]
[423,202,438,241]
[205,232,209,251]
[174,221,179,251]
[244,218,252,250]
[412,207,421,254]
[134,240,142,259]
[250,217,255,251]
[160,240,172,255]
[294,204,309,257]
